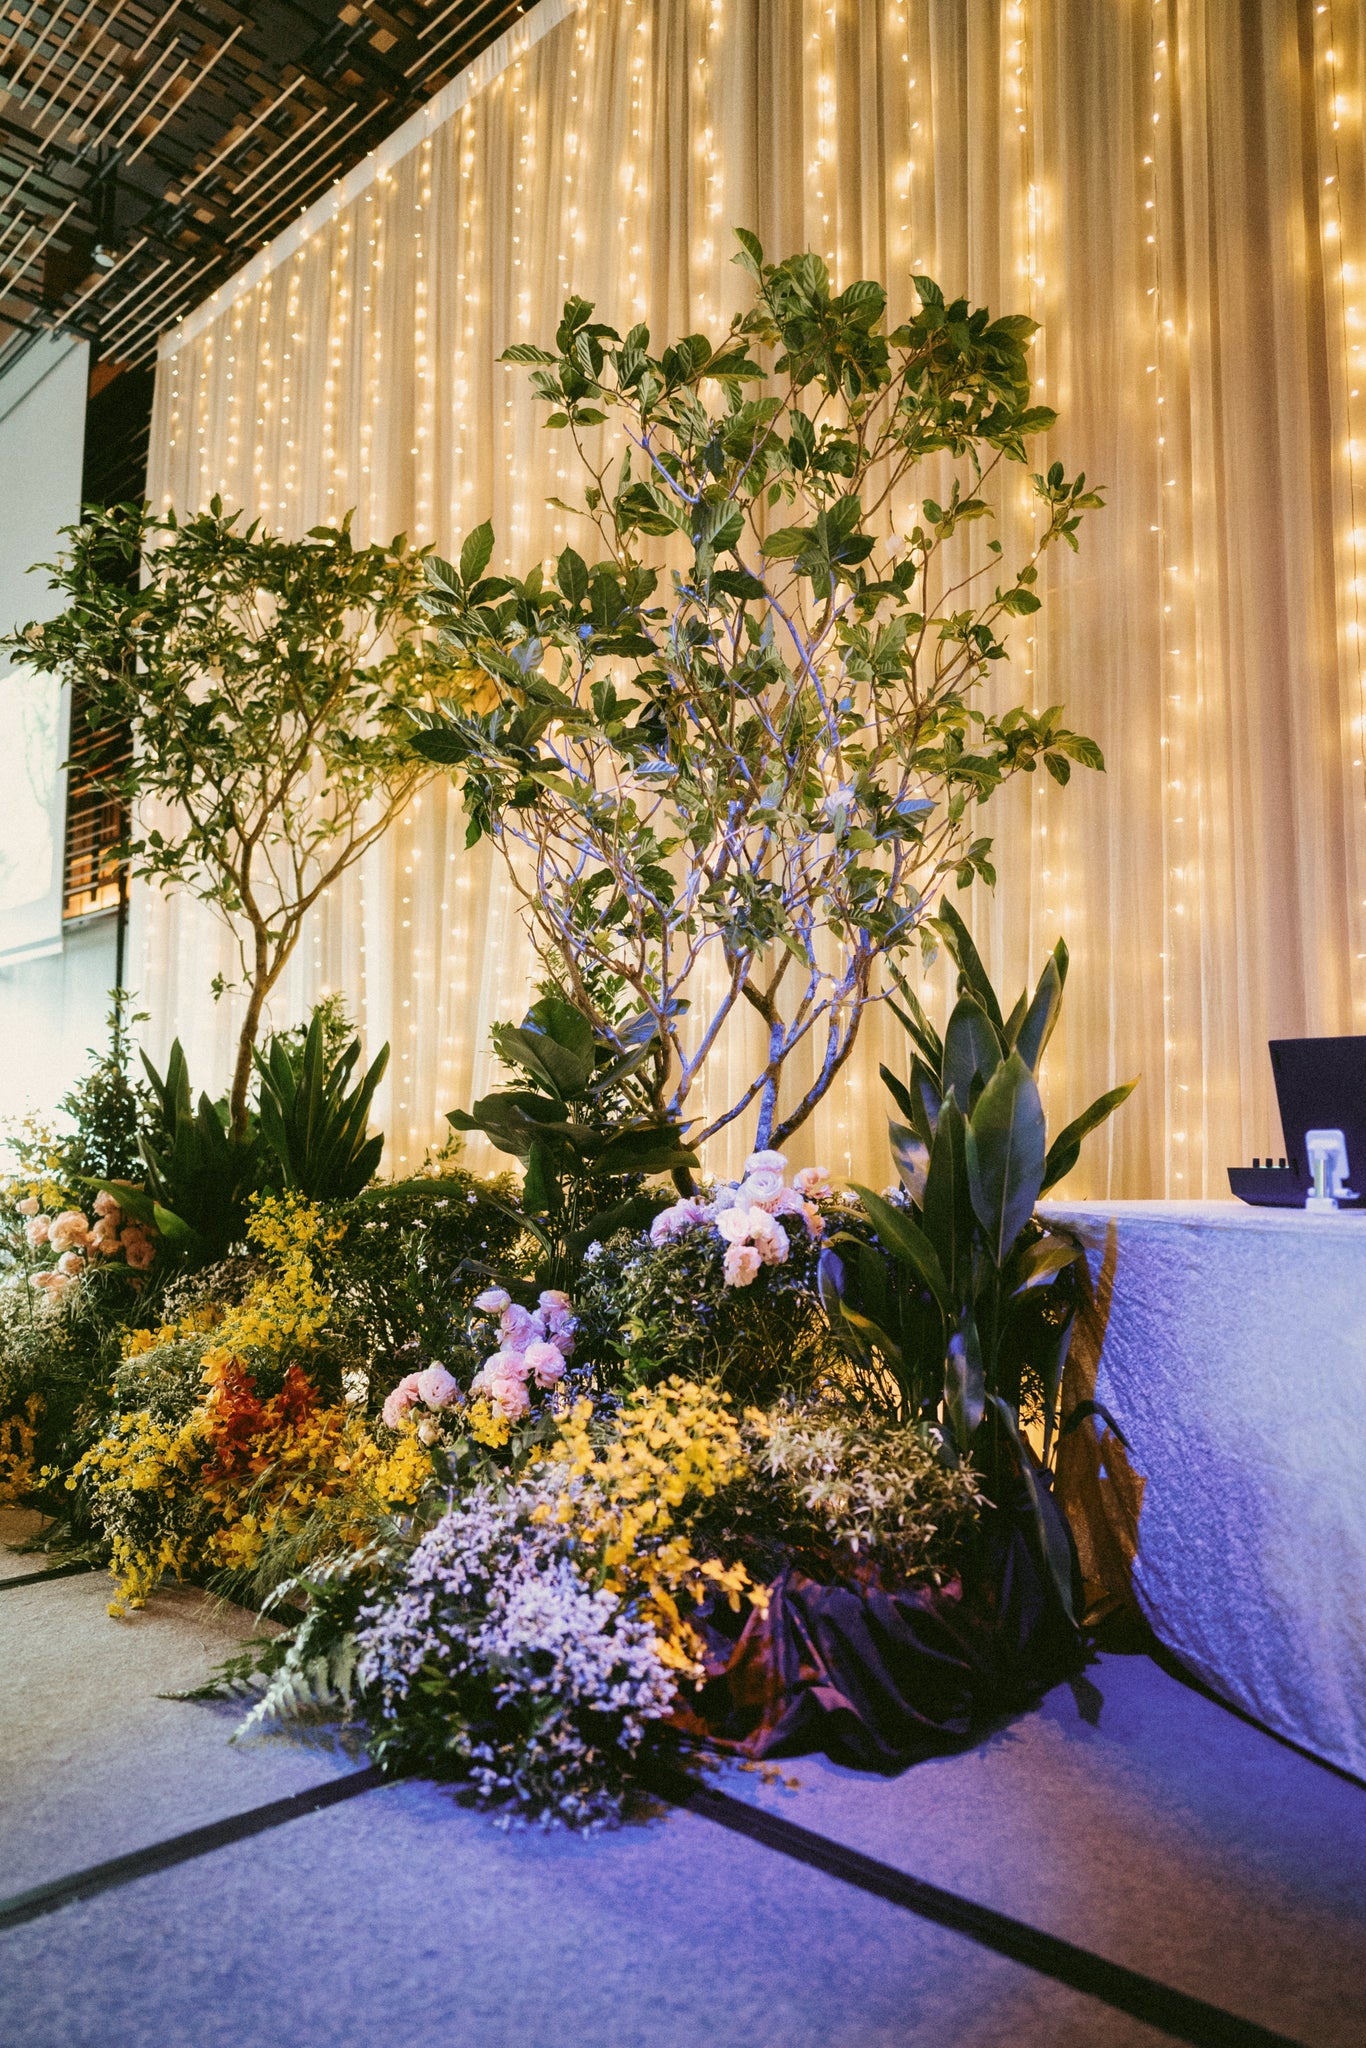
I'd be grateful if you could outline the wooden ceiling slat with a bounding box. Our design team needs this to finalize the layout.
[0,0,528,365]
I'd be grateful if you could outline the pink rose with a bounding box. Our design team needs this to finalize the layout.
[738,1170,785,1209]
[549,1326,576,1358]
[715,1205,762,1246]
[751,1213,790,1265]
[489,1372,530,1422]
[24,1216,50,1248]
[722,1243,762,1288]
[382,1371,424,1429]
[16,1197,38,1217]
[122,1229,156,1271]
[31,1269,72,1299]
[794,1166,833,1199]
[49,1212,90,1253]
[416,1364,460,1409]
[650,1199,709,1245]
[524,1339,567,1389]
[802,1203,825,1239]
[537,1289,573,1311]
[498,1303,537,1343]
[488,1346,531,1380]
[474,1287,511,1313]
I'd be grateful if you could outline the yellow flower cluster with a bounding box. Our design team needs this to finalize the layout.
[549,1378,759,1677]
[199,1193,340,1375]
[0,1394,42,1505]
[1,1115,76,1215]
[466,1397,511,1449]
[74,1395,436,1614]
[122,1302,223,1361]
[71,1408,214,1613]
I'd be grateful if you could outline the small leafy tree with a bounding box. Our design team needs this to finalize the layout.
[414,235,1103,1157]
[5,503,435,1140]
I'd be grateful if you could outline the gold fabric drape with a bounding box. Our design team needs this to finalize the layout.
[143,0,1366,1193]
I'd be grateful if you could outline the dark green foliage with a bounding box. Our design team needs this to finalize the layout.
[450,989,696,1290]
[256,1009,389,1202]
[819,902,1136,1614]
[57,993,152,1182]
[575,1222,840,1404]
[321,1169,526,1373]
[128,1040,261,1262]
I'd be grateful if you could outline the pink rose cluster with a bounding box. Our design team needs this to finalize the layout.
[20,1189,156,1301]
[381,1361,462,1439]
[648,1151,833,1289]
[466,1287,578,1423]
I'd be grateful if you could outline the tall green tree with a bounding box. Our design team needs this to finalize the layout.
[413,236,1104,1156]
[6,504,435,1140]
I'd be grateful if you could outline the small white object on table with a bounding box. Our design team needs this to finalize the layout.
[1041,1198,1366,1782]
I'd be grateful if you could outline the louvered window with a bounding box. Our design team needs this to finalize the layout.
[62,684,129,919]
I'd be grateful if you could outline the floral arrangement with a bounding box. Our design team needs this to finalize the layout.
[18,1191,156,1301]
[0,912,1126,1828]
[577,1150,848,1397]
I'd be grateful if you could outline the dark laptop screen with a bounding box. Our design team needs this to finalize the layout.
[1269,1036,1366,1201]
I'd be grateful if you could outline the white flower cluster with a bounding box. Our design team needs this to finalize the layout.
[356,1486,675,1827]
[649,1150,833,1287]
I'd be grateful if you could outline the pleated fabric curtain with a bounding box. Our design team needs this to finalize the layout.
[142,0,1366,1194]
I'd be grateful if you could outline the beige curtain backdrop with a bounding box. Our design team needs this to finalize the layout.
[141,0,1366,1195]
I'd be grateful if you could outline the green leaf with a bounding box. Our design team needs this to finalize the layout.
[943,994,1002,1110]
[851,1183,949,1311]
[987,1394,1077,1625]
[888,1119,930,1204]
[944,1319,985,1446]
[964,1051,1047,1266]
[1011,949,1064,1071]
[460,521,495,586]
[1012,1232,1083,1294]
[556,547,589,603]
[1041,1079,1138,1191]
[933,899,1005,1033]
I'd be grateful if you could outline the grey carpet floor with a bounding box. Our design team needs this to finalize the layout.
[1,1517,1362,2048]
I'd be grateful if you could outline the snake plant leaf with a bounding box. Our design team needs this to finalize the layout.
[987,1392,1077,1626]
[1040,1078,1138,1191]
[965,1051,1047,1266]
[888,1119,930,1204]
[851,1183,950,1311]
[942,994,1003,1111]
[933,896,1005,1034]
[1011,943,1067,1071]
[944,1319,986,1446]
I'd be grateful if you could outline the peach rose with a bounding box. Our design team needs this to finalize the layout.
[48,1211,90,1253]
[24,1216,50,1248]
[416,1364,460,1409]
[524,1339,566,1389]
[722,1243,762,1287]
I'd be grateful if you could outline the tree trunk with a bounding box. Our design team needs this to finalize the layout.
[228,924,278,1142]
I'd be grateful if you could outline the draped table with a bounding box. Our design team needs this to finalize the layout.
[1043,1200,1366,1782]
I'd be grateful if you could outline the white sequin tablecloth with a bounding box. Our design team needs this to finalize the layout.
[1042,1200,1366,1781]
